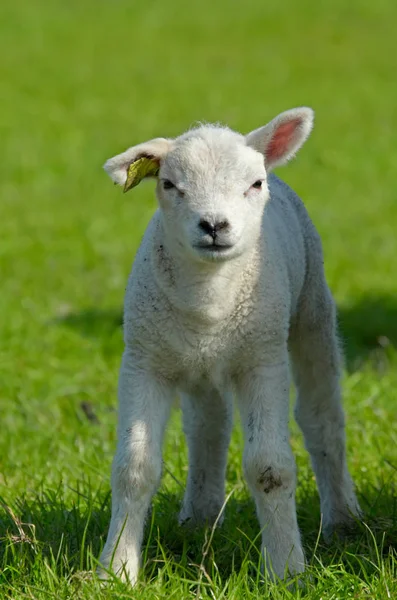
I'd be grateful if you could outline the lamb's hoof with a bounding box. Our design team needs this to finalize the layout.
[178,508,225,529]
[323,519,361,543]
[96,562,138,586]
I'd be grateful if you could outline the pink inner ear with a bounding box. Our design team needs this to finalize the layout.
[265,118,302,162]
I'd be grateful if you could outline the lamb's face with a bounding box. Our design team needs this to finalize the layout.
[157,127,268,263]
[104,108,314,265]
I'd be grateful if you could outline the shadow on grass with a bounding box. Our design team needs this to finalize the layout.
[53,308,124,357]
[54,294,397,371]
[0,484,111,574]
[1,480,397,585]
[338,294,397,372]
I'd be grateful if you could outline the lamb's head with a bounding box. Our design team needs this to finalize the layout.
[104,107,314,264]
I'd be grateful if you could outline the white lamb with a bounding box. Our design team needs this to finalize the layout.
[99,107,360,584]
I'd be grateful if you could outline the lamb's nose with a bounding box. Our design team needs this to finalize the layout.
[199,219,229,238]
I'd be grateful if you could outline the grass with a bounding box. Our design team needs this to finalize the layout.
[1,0,397,597]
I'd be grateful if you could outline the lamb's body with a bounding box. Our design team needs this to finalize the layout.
[99,110,360,585]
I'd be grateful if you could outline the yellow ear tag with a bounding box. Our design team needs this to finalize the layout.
[123,157,160,193]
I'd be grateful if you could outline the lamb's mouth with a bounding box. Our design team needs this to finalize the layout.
[195,243,234,253]
[194,242,236,261]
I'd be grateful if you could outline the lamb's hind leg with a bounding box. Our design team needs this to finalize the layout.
[179,385,233,526]
[290,285,360,537]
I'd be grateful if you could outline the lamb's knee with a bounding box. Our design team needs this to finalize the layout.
[112,444,162,499]
[244,454,296,496]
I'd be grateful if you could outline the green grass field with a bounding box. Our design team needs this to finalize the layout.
[1,0,397,597]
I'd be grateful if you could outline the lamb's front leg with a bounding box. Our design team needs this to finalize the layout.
[98,348,173,584]
[237,358,305,580]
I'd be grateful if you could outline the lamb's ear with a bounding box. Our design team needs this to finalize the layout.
[103,138,172,188]
[246,107,314,171]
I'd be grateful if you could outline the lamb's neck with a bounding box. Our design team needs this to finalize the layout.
[152,237,258,327]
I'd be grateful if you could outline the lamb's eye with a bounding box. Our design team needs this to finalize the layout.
[252,180,263,189]
[163,179,175,190]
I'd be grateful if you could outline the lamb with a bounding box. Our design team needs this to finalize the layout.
[98,107,361,584]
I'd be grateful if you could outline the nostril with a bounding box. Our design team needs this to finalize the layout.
[214,220,229,232]
[199,219,230,237]
[199,219,215,236]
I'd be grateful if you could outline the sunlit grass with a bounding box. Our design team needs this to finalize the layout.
[1,0,397,597]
